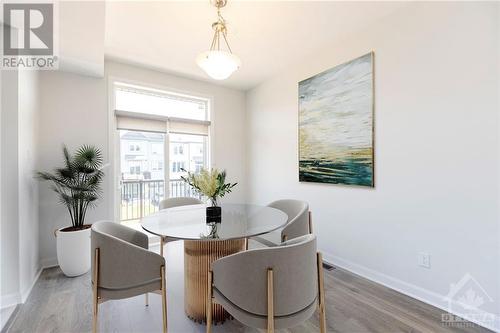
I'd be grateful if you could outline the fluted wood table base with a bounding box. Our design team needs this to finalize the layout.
[184,239,245,324]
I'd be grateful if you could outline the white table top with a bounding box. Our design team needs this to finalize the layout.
[141,203,288,241]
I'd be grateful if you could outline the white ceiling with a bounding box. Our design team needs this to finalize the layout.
[105,1,407,91]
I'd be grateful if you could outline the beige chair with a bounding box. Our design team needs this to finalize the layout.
[207,234,326,333]
[252,199,312,247]
[159,196,203,210]
[91,221,167,333]
[158,196,203,255]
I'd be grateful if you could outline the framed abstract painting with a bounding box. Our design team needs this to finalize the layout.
[299,52,374,187]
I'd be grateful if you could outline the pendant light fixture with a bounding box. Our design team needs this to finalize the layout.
[196,0,240,80]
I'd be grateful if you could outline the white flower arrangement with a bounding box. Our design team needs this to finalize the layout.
[181,168,237,206]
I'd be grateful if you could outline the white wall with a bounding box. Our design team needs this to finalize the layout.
[246,2,499,330]
[18,70,41,302]
[38,60,247,265]
[37,70,108,267]
[0,33,41,328]
[1,67,20,316]
[58,1,106,77]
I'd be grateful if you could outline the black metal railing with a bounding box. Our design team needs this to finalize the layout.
[169,179,201,198]
[120,179,201,221]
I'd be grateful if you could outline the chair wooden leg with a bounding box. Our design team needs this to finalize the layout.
[160,237,164,256]
[317,252,326,333]
[267,268,274,333]
[145,293,149,306]
[92,248,100,333]
[160,265,168,333]
[245,237,248,250]
[206,271,213,333]
[308,211,313,234]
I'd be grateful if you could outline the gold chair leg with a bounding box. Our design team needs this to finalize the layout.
[206,271,213,333]
[308,211,313,234]
[317,252,326,333]
[92,248,100,333]
[161,265,168,333]
[267,268,274,333]
[145,293,149,306]
[160,237,164,256]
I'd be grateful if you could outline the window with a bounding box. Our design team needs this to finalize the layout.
[195,161,203,173]
[151,161,163,171]
[173,145,185,155]
[170,133,207,174]
[115,83,209,121]
[128,143,141,152]
[171,161,186,173]
[116,82,210,222]
[128,164,141,175]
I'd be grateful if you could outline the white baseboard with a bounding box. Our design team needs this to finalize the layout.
[0,293,20,311]
[322,252,499,333]
[40,257,58,269]
[0,304,19,332]
[20,268,42,303]
[1,262,51,330]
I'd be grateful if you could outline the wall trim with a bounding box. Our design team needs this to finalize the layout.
[40,257,58,269]
[1,268,45,310]
[322,251,499,333]
[20,268,42,303]
[0,304,20,333]
[1,262,54,330]
[0,295,20,332]
[0,293,20,311]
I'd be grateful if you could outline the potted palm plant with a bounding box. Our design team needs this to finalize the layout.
[37,145,104,277]
[181,168,237,223]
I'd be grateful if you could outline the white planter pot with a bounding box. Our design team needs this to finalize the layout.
[55,226,91,277]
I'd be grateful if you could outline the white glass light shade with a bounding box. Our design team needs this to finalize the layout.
[196,50,241,80]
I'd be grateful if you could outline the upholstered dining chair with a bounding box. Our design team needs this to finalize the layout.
[158,196,203,255]
[206,234,326,333]
[159,196,203,210]
[91,221,167,333]
[252,199,312,247]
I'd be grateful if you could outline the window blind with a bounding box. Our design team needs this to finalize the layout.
[115,110,210,136]
[169,117,209,136]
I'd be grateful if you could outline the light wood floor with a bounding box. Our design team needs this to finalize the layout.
[5,241,492,333]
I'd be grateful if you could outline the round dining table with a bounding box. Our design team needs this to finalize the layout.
[141,203,288,324]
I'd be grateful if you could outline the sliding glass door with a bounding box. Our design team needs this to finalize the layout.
[169,133,207,198]
[119,130,166,221]
[114,82,210,223]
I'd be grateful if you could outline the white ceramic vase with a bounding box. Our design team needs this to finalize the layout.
[55,226,91,277]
